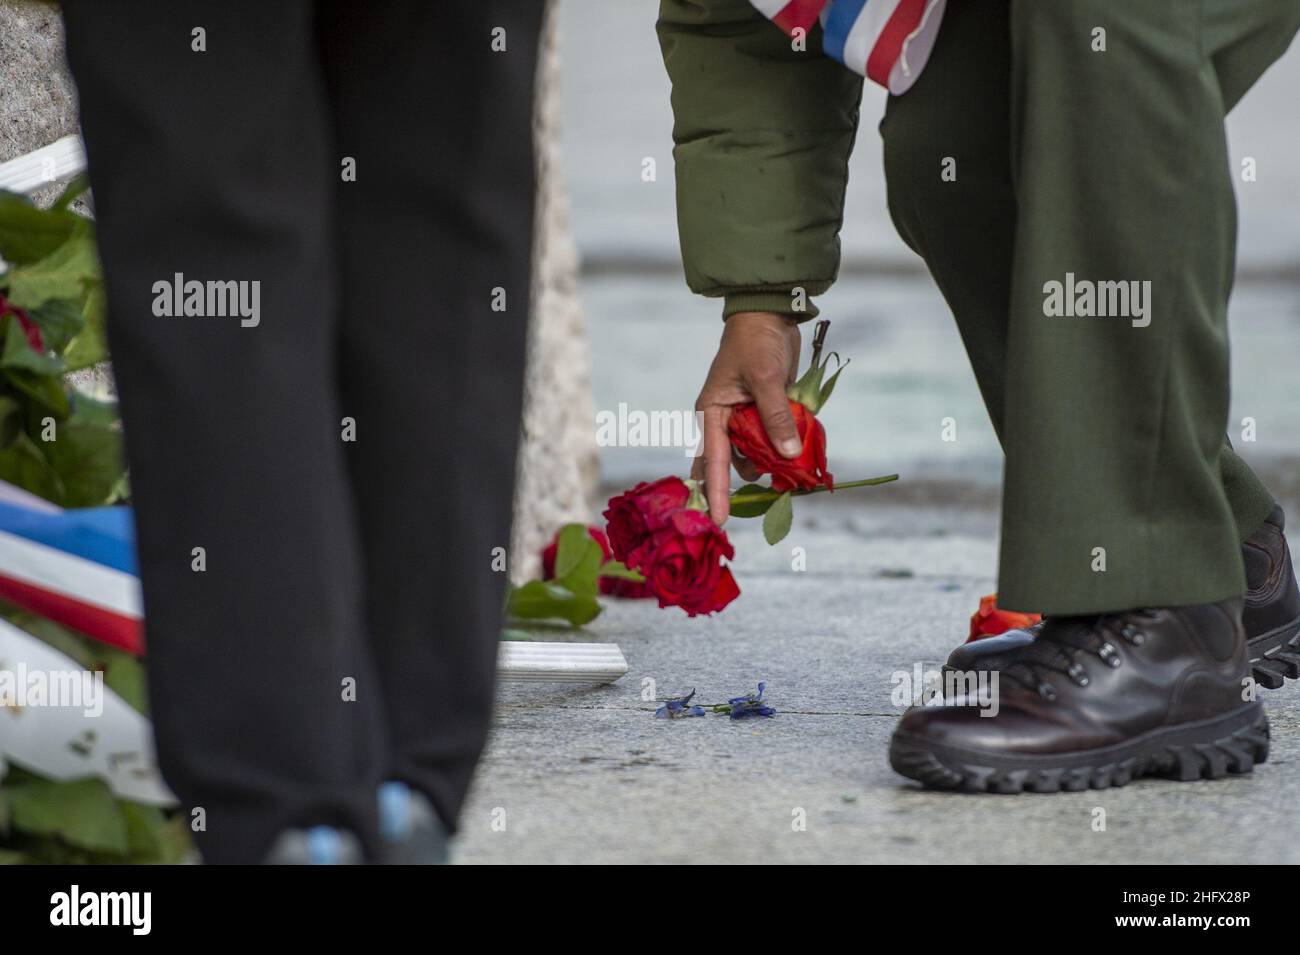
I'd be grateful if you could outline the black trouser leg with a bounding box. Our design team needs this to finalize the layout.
[62,0,540,861]
[63,0,386,862]
[317,1,541,831]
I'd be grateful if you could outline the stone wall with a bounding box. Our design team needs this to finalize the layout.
[0,0,77,206]
[510,1,601,582]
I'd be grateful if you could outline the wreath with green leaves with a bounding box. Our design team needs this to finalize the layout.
[0,179,189,864]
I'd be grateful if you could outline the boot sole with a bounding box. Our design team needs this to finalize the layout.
[1249,610,1300,689]
[889,703,1268,793]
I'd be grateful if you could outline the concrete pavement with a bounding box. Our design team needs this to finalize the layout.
[457,492,1300,864]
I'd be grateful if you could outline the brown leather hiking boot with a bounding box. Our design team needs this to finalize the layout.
[892,600,1268,792]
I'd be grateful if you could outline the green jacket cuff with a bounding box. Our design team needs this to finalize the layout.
[722,290,820,322]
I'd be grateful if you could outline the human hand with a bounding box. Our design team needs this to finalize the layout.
[691,311,802,524]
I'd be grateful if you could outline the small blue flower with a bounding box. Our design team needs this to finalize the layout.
[655,689,707,719]
[727,682,776,719]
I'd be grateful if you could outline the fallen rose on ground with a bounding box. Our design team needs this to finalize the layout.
[603,477,739,616]
[506,523,648,627]
[541,525,650,599]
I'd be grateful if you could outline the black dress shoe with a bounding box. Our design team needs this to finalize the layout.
[946,504,1300,688]
[891,599,1269,792]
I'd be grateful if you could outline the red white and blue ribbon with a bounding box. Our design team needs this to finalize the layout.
[750,0,946,94]
[0,481,142,655]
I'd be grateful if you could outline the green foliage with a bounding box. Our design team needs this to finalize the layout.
[7,773,130,855]
[729,482,779,518]
[0,188,124,508]
[0,190,84,263]
[0,188,184,864]
[63,284,110,372]
[596,558,644,582]
[505,523,644,627]
[552,523,602,593]
[4,232,99,310]
[762,491,794,545]
[506,579,601,627]
[0,766,189,865]
[507,523,605,626]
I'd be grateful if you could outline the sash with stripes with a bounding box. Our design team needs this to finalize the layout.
[0,481,142,655]
[751,0,946,94]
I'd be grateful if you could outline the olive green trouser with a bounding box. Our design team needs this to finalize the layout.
[880,0,1300,615]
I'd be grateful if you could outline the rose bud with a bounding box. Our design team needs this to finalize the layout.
[729,402,830,492]
[727,319,845,492]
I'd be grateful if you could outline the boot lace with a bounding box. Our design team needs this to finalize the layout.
[1000,609,1161,701]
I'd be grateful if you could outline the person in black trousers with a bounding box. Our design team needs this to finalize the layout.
[61,1,542,863]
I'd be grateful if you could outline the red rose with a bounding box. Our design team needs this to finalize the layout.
[967,593,1042,643]
[642,509,740,617]
[540,525,650,599]
[603,574,652,599]
[601,476,690,571]
[0,295,44,353]
[728,400,832,492]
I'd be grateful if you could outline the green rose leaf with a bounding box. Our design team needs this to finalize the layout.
[598,558,645,583]
[6,776,129,855]
[4,370,70,420]
[762,490,794,545]
[506,580,601,627]
[552,523,590,577]
[3,235,100,310]
[42,420,124,507]
[0,394,21,445]
[102,649,148,716]
[24,298,85,355]
[729,482,778,518]
[0,191,81,265]
[155,814,194,864]
[62,284,108,372]
[120,802,191,863]
[0,430,61,503]
[68,390,120,428]
[120,801,166,858]
[553,523,602,597]
[1,312,63,376]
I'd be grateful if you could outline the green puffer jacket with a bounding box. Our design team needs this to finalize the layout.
[656,0,864,320]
